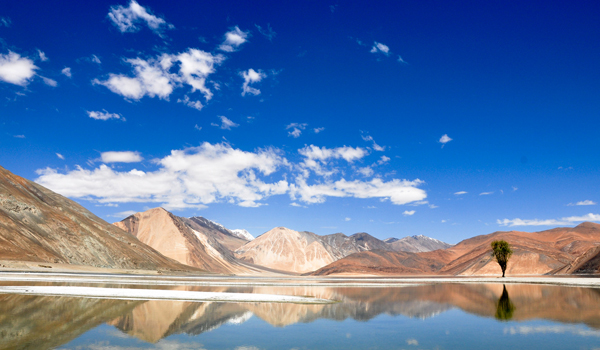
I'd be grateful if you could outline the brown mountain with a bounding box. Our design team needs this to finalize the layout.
[0,165,190,272]
[312,222,600,276]
[310,250,445,276]
[235,227,336,274]
[386,235,453,253]
[114,208,266,275]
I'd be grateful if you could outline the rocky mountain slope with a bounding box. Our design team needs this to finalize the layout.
[0,165,190,272]
[184,216,249,251]
[386,235,453,253]
[114,208,265,275]
[312,222,600,276]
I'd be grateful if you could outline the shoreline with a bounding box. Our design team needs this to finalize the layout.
[0,271,599,288]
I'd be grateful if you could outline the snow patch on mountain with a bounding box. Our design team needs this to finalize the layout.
[231,229,254,241]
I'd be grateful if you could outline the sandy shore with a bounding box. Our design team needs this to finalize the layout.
[0,272,599,288]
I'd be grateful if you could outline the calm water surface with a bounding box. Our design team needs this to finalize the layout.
[1,282,599,349]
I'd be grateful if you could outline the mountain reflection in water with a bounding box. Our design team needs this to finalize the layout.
[0,283,600,349]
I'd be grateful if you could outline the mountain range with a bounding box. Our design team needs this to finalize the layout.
[1,164,600,276]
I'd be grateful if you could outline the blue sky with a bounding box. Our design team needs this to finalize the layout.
[1,0,599,243]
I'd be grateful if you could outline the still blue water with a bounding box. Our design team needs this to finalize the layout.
[1,283,599,349]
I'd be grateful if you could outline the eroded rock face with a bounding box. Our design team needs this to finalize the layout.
[0,165,188,272]
[114,208,260,275]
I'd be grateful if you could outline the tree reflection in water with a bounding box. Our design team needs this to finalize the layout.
[495,284,515,321]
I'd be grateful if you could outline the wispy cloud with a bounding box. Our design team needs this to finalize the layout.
[361,133,385,151]
[344,217,351,221]
[41,76,57,87]
[0,51,38,86]
[286,123,307,138]
[403,210,416,216]
[37,50,48,62]
[454,191,467,195]
[108,0,173,35]
[255,24,276,41]
[497,213,600,227]
[241,68,266,96]
[0,17,11,27]
[13,135,25,139]
[100,151,143,163]
[480,192,493,195]
[567,200,596,206]
[177,95,203,111]
[314,127,325,134]
[56,153,65,160]
[219,26,249,52]
[87,110,123,121]
[212,116,239,130]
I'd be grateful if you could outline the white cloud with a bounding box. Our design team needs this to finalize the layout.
[512,186,518,191]
[299,145,368,176]
[370,42,390,55]
[13,135,25,138]
[108,0,173,35]
[344,217,351,221]
[286,123,307,138]
[377,155,390,165]
[37,143,287,209]
[37,50,48,62]
[497,213,600,227]
[255,24,276,41]
[403,210,416,216]
[290,177,426,205]
[100,151,143,163]
[56,153,65,160]
[567,200,596,206]
[177,95,203,111]
[241,68,266,96]
[480,192,493,195]
[194,124,202,131]
[94,48,224,102]
[37,142,427,209]
[439,134,452,147]
[219,26,249,52]
[0,51,38,86]
[398,55,408,64]
[61,67,72,78]
[91,55,102,64]
[87,110,123,121]
[41,76,57,87]
[454,191,467,195]
[314,127,325,133]
[213,116,239,130]
[357,167,374,177]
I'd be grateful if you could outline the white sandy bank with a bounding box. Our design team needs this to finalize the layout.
[0,286,336,304]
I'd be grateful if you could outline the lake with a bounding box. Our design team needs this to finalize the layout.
[0,280,599,349]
